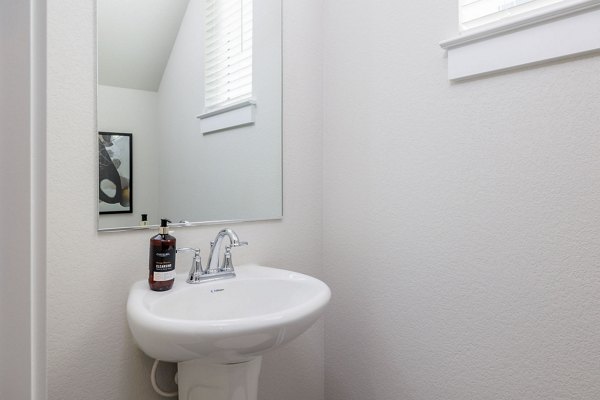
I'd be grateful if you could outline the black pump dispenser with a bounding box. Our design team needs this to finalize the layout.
[158,218,169,234]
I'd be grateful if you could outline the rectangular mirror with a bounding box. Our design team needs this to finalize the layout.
[97,0,282,231]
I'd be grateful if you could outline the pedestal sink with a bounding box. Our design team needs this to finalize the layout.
[127,264,331,400]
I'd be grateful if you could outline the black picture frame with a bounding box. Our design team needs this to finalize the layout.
[98,132,133,214]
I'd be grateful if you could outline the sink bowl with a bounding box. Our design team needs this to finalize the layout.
[127,265,331,363]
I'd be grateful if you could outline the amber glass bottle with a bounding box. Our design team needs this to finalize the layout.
[148,219,176,291]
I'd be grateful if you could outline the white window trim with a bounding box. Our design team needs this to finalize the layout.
[197,99,256,134]
[440,0,600,80]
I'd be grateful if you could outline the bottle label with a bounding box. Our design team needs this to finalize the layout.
[153,270,176,281]
[151,244,176,283]
[154,261,173,271]
[153,257,174,279]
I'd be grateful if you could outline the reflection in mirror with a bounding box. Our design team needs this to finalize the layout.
[97,0,282,231]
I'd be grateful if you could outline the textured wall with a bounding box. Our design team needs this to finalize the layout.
[46,0,323,399]
[323,1,600,400]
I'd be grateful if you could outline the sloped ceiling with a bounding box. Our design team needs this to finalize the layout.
[98,0,191,92]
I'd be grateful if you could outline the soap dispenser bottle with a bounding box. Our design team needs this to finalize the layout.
[148,218,176,291]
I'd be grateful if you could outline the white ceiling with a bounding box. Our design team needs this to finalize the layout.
[98,0,191,92]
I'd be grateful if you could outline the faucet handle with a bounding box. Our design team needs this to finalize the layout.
[178,247,204,283]
[222,240,247,271]
[177,247,200,255]
[223,246,234,271]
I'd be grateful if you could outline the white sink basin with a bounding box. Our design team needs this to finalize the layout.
[127,265,331,363]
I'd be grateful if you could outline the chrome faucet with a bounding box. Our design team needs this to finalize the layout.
[178,229,247,284]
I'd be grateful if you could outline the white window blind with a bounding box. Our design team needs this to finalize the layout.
[459,0,565,29]
[204,0,253,112]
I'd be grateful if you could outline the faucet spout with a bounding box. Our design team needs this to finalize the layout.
[207,229,248,272]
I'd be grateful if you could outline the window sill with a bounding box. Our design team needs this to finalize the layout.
[197,99,256,134]
[440,0,600,80]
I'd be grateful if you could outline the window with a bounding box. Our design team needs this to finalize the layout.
[441,0,600,80]
[204,0,253,112]
[460,0,564,30]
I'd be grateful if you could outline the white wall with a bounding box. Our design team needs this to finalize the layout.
[323,1,600,400]
[0,0,46,398]
[47,1,322,400]
[158,0,282,223]
[97,85,160,228]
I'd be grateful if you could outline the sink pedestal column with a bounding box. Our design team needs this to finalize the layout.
[177,357,262,400]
